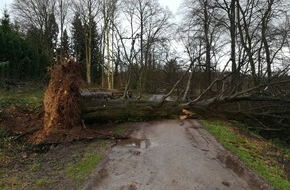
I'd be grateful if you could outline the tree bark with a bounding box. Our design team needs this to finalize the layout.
[82,100,183,124]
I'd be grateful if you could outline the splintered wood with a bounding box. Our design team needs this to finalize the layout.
[179,109,195,120]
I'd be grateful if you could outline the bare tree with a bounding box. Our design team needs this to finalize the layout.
[100,0,118,89]
[56,0,71,59]
[213,0,240,91]
[177,0,290,138]
[177,20,205,100]
[258,0,289,81]
[119,0,173,97]
[235,0,290,84]
[12,0,56,30]
[181,0,223,94]
[111,20,139,98]
[12,0,58,57]
[72,0,101,84]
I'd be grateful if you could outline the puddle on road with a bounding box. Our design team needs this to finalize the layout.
[116,138,150,149]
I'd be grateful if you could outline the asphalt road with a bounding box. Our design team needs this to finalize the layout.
[82,120,271,190]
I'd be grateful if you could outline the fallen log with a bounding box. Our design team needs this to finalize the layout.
[82,100,185,124]
[81,91,113,99]
[81,96,290,143]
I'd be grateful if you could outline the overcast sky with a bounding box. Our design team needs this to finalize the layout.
[0,0,182,16]
[0,0,13,12]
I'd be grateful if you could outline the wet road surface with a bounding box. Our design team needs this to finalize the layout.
[82,120,271,190]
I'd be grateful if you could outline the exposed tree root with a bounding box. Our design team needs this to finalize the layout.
[37,61,83,142]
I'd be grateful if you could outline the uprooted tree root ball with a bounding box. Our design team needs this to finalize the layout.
[34,61,83,143]
[44,61,82,133]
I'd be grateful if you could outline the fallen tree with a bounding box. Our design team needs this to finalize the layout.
[81,76,290,143]
[82,100,184,124]
[33,58,290,144]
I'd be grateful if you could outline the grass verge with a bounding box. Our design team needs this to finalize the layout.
[65,140,111,185]
[0,87,44,110]
[202,120,290,190]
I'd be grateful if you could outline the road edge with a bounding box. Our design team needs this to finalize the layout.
[188,119,274,190]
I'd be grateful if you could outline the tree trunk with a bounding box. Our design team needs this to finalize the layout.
[261,0,274,81]
[106,22,111,89]
[85,22,92,84]
[230,0,238,92]
[203,1,212,94]
[82,100,183,124]
[237,2,258,86]
[182,66,193,101]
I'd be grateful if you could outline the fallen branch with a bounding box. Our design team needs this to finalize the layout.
[26,134,130,148]
[12,127,41,140]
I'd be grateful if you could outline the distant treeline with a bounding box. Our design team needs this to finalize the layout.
[0,11,50,80]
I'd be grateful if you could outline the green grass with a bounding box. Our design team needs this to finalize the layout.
[34,178,55,188]
[114,125,127,136]
[30,163,41,171]
[65,140,110,185]
[1,177,21,189]
[202,120,290,190]
[0,128,12,165]
[0,87,44,109]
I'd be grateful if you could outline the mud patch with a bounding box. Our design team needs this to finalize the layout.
[225,154,245,177]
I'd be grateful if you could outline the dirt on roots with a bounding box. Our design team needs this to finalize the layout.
[44,62,82,133]
[29,61,84,144]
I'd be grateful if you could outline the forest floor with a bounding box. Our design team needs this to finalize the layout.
[0,86,289,190]
[0,104,137,190]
